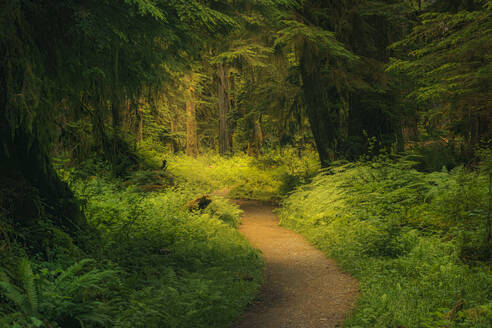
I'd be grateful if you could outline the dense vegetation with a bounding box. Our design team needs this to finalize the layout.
[1,161,265,327]
[279,153,492,327]
[1,0,491,327]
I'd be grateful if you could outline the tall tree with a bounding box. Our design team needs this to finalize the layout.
[185,73,199,157]
[217,63,232,154]
[275,0,413,165]
[389,0,492,152]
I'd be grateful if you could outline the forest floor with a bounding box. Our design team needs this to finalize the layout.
[231,200,359,328]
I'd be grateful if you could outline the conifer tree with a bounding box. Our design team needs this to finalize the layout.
[275,0,412,165]
[389,0,492,151]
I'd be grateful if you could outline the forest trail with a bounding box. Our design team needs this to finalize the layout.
[232,200,359,328]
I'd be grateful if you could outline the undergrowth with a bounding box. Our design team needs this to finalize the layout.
[0,160,263,328]
[0,147,318,327]
[279,156,492,327]
[167,148,320,201]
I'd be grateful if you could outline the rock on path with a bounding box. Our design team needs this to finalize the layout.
[232,200,359,328]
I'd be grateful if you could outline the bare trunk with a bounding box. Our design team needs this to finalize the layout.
[138,106,143,143]
[217,63,231,155]
[402,114,419,142]
[111,97,121,134]
[185,75,199,157]
[248,118,263,157]
[256,117,263,154]
[92,101,109,154]
[300,45,338,167]
[487,173,492,255]
[169,112,178,153]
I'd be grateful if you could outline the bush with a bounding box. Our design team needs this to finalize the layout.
[279,158,492,327]
[74,174,263,328]
[405,141,465,172]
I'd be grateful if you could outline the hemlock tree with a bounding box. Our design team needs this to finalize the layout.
[275,0,413,166]
[204,0,298,155]
[389,0,492,152]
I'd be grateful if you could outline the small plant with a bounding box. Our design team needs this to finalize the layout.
[0,259,118,327]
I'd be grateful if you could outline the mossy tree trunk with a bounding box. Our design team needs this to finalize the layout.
[300,45,339,167]
[0,125,87,236]
[0,2,88,241]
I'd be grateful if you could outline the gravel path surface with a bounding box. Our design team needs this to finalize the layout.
[232,200,359,328]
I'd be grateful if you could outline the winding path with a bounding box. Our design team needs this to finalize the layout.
[232,200,359,328]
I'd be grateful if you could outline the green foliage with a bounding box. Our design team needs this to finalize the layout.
[1,0,490,327]
[204,196,243,228]
[167,151,319,200]
[405,141,466,172]
[389,1,492,146]
[0,258,117,328]
[272,0,413,164]
[279,158,492,327]
[71,172,262,328]
[1,162,264,327]
[275,19,358,63]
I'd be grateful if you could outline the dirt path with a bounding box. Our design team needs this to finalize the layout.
[232,200,359,328]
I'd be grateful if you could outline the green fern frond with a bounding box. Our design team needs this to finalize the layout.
[54,259,95,288]
[18,258,38,315]
[0,280,26,311]
[77,311,112,326]
[64,269,116,295]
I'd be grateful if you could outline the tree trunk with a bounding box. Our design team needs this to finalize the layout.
[247,117,263,157]
[169,112,178,153]
[256,116,263,153]
[0,124,88,240]
[300,46,338,167]
[111,96,122,135]
[0,75,88,244]
[91,101,110,155]
[217,63,231,155]
[185,75,199,157]
[138,105,143,143]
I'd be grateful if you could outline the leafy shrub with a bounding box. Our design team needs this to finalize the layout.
[405,141,465,172]
[125,170,175,188]
[279,158,492,327]
[204,197,243,228]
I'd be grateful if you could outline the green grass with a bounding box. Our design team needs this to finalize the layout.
[278,158,492,328]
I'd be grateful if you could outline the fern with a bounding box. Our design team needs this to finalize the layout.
[0,274,26,312]
[19,259,38,315]
[280,158,492,327]
[54,258,95,289]
[0,260,39,317]
[0,258,118,327]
